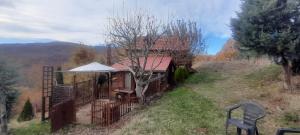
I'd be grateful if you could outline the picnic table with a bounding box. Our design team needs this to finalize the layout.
[113,89,134,101]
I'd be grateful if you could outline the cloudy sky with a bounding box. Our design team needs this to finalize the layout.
[0,0,241,54]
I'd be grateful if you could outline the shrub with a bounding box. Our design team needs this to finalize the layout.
[174,67,189,83]
[284,112,299,123]
[18,99,34,122]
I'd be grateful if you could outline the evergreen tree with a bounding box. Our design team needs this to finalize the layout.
[0,61,18,135]
[18,99,34,122]
[231,0,300,90]
[174,67,189,83]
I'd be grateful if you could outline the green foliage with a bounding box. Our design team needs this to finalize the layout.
[185,69,223,84]
[18,99,34,122]
[231,0,300,65]
[174,67,189,83]
[10,122,50,135]
[55,66,64,85]
[0,60,19,119]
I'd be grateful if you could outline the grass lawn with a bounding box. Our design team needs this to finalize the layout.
[113,87,224,135]
[113,66,226,135]
[10,121,50,135]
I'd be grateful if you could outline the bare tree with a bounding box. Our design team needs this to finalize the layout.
[165,20,206,68]
[0,61,18,135]
[107,13,167,103]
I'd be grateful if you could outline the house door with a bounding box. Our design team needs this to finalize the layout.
[125,73,131,90]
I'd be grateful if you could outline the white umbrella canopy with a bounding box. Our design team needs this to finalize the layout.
[68,62,115,73]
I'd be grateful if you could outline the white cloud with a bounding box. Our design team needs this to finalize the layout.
[0,0,241,44]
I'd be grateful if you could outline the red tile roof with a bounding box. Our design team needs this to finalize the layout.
[112,56,172,72]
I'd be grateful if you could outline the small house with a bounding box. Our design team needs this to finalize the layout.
[111,56,175,99]
[131,36,192,69]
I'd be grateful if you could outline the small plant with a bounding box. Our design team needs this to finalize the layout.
[174,67,189,83]
[18,99,34,122]
[283,112,299,123]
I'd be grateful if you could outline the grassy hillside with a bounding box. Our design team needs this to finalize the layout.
[10,61,300,135]
[112,61,299,135]
[113,87,224,135]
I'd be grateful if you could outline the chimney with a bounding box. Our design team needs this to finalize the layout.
[107,44,112,65]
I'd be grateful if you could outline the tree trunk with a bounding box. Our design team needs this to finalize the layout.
[0,95,8,135]
[282,63,293,91]
[135,81,144,104]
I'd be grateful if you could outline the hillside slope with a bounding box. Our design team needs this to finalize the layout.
[11,61,300,135]
[111,61,298,135]
[47,61,300,134]
[0,42,107,86]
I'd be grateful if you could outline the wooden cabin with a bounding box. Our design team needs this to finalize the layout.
[111,56,175,99]
[126,36,192,69]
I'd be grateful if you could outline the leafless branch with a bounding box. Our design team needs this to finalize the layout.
[107,12,168,103]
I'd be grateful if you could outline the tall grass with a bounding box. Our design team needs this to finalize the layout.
[244,65,281,88]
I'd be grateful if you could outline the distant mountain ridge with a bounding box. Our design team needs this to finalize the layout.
[0,41,108,87]
[0,41,107,68]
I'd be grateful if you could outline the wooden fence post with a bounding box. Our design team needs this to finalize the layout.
[41,97,46,121]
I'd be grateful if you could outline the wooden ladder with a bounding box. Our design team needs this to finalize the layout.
[41,66,54,121]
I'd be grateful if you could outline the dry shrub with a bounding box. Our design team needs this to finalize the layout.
[63,46,106,84]
[215,39,239,61]
[23,64,43,88]
[70,46,97,65]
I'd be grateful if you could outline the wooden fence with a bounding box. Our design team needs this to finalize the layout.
[95,84,109,99]
[52,85,73,105]
[91,99,132,127]
[74,80,93,107]
[50,99,76,132]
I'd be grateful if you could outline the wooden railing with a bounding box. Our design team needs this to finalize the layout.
[91,99,133,127]
[52,85,73,105]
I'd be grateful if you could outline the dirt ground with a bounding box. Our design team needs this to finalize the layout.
[76,103,92,125]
